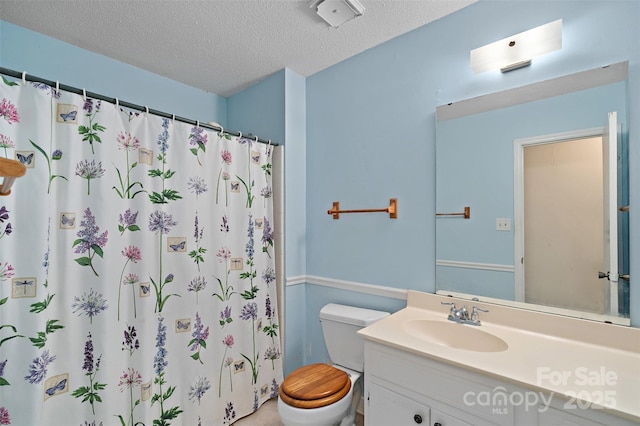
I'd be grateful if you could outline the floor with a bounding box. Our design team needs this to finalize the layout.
[235,398,364,426]
[235,399,282,426]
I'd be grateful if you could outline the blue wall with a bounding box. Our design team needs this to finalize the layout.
[0,21,227,124]
[300,0,639,367]
[2,0,639,376]
[306,0,638,288]
[227,70,286,143]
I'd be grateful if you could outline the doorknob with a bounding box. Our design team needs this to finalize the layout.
[598,271,610,280]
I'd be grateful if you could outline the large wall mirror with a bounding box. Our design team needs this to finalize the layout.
[435,62,630,325]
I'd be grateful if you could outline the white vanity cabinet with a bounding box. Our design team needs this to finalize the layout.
[364,341,518,426]
[364,341,637,426]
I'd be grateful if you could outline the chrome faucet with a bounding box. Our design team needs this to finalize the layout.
[441,302,468,322]
[441,302,489,326]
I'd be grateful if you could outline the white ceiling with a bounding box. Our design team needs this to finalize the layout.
[0,0,475,97]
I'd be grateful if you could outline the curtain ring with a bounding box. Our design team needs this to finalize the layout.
[172,114,175,123]
[115,97,119,108]
[196,120,200,128]
[238,131,242,139]
[219,126,224,136]
[21,71,27,85]
[254,135,259,143]
[82,89,87,101]
[145,106,149,115]
[55,81,60,93]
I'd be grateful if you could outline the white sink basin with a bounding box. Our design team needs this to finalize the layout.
[403,320,508,352]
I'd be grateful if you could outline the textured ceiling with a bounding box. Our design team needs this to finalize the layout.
[0,0,475,97]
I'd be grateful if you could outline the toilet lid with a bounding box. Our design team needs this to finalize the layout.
[279,363,351,409]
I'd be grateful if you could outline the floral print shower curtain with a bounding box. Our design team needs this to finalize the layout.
[0,77,282,425]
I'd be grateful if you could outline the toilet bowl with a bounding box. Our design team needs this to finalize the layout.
[277,364,361,426]
[277,304,389,426]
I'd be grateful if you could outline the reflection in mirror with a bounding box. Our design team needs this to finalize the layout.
[435,62,630,325]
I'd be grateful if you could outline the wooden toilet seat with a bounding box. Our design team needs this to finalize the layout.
[279,363,351,409]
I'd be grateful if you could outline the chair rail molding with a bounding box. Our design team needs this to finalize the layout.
[286,275,408,300]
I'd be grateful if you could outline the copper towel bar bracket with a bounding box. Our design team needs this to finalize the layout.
[328,198,397,220]
[436,206,471,219]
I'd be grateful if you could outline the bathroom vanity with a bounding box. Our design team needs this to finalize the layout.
[359,291,640,426]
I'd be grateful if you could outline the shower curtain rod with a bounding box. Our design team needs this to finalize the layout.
[0,67,280,146]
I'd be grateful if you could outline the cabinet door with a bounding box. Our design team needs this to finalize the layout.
[431,408,474,426]
[368,383,430,426]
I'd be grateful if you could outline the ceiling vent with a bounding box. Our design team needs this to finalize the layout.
[309,0,365,28]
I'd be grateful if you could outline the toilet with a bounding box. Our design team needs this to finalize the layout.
[278,303,389,426]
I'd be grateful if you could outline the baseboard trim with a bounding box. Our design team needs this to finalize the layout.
[286,275,408,300]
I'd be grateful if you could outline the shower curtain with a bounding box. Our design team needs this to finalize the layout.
[0,78,282,425]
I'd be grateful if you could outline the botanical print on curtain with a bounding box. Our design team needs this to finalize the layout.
[0,77,282,426]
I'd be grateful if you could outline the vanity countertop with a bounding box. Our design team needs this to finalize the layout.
[358,290,640,423]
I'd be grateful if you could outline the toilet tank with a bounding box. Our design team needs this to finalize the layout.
[319,303,389,372]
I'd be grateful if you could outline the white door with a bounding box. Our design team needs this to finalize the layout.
[522,136,604,313]
[514,112,620,316]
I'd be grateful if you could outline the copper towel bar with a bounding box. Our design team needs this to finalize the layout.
[436,206,471,219]
[328,198,397,220]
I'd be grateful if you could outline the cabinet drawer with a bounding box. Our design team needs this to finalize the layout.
[432,408,475,426]
[368,382,430,426]
[538,406,606,426]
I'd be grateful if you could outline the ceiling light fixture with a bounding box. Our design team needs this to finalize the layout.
[470,19,563,74]
[309,0,365,28]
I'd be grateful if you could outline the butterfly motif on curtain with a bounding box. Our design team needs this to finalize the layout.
[230,182,239,191]
[59,111,77,122]
[45,378,67,396]
[169,241,185,252]
[177,320,190,330]
[252,154,260,164]
[140,283,150,295]
[61,214,75,227]
[16,152,34,165]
